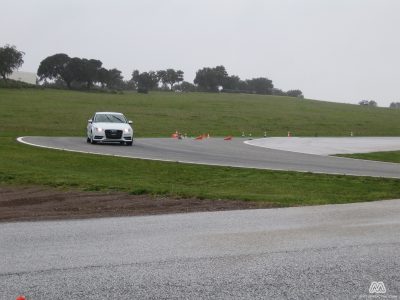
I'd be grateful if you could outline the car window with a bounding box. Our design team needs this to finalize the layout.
[94,114,127,123]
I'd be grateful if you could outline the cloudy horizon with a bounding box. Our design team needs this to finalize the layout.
[2,0,400,106]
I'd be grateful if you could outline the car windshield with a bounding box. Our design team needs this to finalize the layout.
[94,114,127,123]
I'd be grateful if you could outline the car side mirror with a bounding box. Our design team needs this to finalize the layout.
[88,119,93,123]
[128,120,133,124]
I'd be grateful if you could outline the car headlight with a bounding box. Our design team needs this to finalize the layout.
[124,128,131,133]
[95,127,103,132]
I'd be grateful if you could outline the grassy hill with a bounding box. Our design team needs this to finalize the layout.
[1,88,399,138]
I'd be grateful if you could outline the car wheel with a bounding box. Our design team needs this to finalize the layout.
[90,134,97,144]
[126,142,133,146]
[87,137,90,143]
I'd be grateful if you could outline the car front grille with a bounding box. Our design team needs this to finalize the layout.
[105,129,123,139]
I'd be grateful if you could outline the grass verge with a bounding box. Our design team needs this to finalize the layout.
[338,151,400,163]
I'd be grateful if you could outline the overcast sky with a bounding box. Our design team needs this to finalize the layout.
[2,0,400,106]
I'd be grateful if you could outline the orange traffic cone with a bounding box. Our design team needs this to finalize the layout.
[16,296,26,300]
[195,135,203,140]
[171,131,179,138]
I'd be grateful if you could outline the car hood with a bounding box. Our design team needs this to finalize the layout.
[93,122,131,130]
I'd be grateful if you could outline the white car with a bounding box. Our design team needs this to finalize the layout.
[87,112,134,146]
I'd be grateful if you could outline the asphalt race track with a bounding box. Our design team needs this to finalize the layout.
[18,136,400,178]
[246,137,400,155]
[1,200,400,299]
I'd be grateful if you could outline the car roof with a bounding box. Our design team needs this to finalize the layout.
[95,112,124,115]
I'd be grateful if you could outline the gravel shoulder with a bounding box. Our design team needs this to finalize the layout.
[0,185,274,222]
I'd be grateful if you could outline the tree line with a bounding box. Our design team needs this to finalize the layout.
[0,45,304,98]
[389,102,400,109]
[36,53,304,97]
[358,99,400,109]
[4,44,400,106]
[37,54,123,90]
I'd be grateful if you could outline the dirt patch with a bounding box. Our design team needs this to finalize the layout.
[0,185,276,222]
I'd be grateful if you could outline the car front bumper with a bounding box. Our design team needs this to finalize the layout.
[93,130,133,143]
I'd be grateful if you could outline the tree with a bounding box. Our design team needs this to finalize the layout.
[245,77,273,94]
[157,69,184,90]
[389,102,400,109]
[359,100,377,107]
[64,57,85,88]
[97,68,110,88]
[194,65,228,92]
[131,70,159,93]
[107,68,123,89]
[175,81,196,92]
[271,88,286,96]
[124,79,137,90]
[222,75,241,91]
[37,53,74,88]
[286,89,304,98]
[38,55,105,89]
[97,68,123,89]
[156,70,167,88]
[78,59,102,88]
[359,100,368,106]
[0,45,25,81]
[139,71,159,91]
[131,70,140,87]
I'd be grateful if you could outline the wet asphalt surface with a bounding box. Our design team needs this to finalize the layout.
[18,137,400,178]
[1,200,399,299]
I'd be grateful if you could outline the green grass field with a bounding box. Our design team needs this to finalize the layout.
[1,88,400,206]
[339,151,400,163]
[1,88,400,138]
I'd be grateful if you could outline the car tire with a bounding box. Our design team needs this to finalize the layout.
[90,134,97,144]
[87,137,90,143]
[126,142,133,146]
